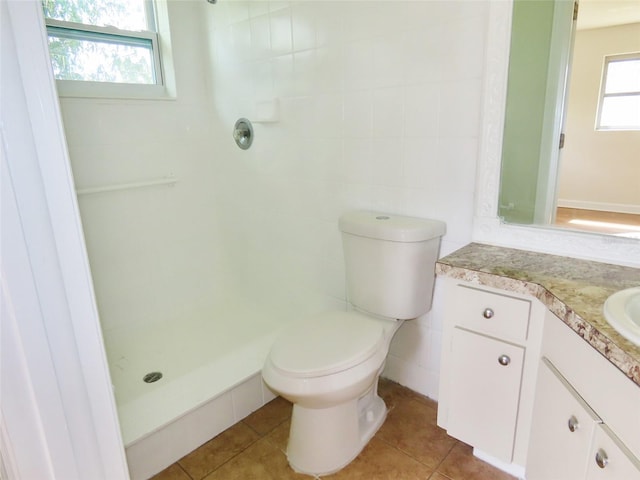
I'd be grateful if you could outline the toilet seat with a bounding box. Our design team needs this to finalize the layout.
[269,311,385,378]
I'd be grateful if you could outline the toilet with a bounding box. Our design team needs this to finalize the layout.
[262,211,446,476]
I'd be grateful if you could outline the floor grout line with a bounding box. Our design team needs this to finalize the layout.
[176,462,194,480]
[192,434,264,480]
[429,440,459,479]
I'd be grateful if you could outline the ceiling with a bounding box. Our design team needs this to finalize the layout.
[577,0,640,30]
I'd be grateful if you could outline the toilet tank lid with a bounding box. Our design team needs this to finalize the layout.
[339,211,446,242]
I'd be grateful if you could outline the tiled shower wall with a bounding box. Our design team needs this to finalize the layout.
[60,2,229,334]
[60,1,488,399]
[203,0,488,397]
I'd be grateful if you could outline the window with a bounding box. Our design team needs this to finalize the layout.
[596,53,640,130]
[41,0,164,92]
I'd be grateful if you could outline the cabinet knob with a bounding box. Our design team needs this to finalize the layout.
[482,308,494,319]
[498,354,511,366]
[567,415,579,432]
[595,449,608,469]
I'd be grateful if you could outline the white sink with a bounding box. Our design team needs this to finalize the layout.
[603,287,640,346]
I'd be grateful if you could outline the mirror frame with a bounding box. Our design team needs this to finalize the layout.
[472,0,640,268]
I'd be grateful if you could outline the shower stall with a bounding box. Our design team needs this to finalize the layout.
[54,0,487,477]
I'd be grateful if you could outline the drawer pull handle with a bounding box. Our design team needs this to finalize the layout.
[498,354,510,366]
[595,449,608,469]
[482,308,494,319]
[567,416,579,432]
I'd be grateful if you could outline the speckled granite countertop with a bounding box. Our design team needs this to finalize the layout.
[436,243,640,387]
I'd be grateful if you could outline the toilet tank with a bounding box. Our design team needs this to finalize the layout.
[339,211,446,320]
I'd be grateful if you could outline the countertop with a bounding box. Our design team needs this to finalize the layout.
[435,243,640,387]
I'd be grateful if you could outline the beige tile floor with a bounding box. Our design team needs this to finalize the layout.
[151,378,516,480]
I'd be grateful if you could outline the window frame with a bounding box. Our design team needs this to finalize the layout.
[43,0,169,99]
[595,52,640,131]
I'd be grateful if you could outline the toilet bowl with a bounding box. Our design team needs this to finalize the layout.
[262,211,446,476]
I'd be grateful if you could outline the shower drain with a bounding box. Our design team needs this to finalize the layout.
[143,371,163,383]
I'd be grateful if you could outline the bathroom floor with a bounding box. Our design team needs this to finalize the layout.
[151,378,516,480]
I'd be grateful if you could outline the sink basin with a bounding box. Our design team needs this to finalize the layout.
[603,287,640,346]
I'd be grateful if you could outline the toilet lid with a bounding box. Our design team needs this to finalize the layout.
[269,311,385,378]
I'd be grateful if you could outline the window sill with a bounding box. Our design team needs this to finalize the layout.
[55,80,175,101]
[595,127,640,132]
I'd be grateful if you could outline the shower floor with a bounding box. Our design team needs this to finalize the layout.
[103,299,291,446]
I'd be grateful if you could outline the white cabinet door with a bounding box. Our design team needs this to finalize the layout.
[527,358,600,480]
[446,327,525,463]
[586,424,640,480]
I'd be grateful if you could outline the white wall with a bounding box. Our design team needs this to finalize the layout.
[558,22,640,213]
[57,0,487,399]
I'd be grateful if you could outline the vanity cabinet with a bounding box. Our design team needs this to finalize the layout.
[437,280,544,471]
[526,313,640,480]
[438,277,640,478]
[436,245,640,479]
[528,360,640,480]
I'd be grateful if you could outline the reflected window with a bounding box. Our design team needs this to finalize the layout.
[596,53,640,130]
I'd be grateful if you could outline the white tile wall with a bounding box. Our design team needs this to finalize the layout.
[205,0,488,397]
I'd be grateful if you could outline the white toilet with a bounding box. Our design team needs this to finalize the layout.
[262,211,446,476]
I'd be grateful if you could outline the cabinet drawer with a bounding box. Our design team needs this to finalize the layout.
[449,284,531,343]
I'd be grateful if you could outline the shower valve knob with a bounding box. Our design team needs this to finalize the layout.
[233,118,253,150]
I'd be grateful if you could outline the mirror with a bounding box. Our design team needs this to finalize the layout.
[498,0,640,239]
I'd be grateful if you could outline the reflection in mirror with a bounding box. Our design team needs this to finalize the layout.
[499,0,640,239]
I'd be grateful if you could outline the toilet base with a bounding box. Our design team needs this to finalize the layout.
[286,389,387,476]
